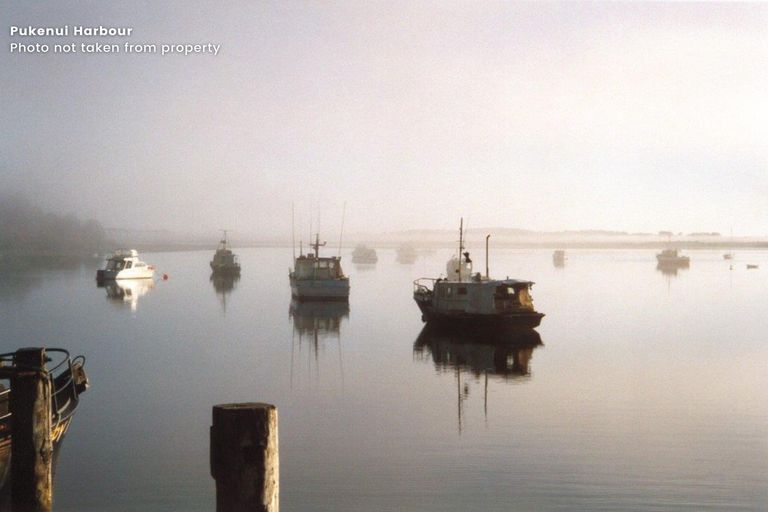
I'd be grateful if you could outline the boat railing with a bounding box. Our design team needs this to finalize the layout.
[413,277,438,294]
[0,349,85,435]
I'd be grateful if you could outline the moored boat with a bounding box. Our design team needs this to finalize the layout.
[553,250,566,266]
[210,230,241,275]
[413,221,544,328]
[96,249,154,282]
[656,248,690,267]
[351,245,378,264]
[289,234,350,301]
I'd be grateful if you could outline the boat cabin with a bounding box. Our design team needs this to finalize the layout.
[292,253,345,280]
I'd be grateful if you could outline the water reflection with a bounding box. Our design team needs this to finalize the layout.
[656,262,688,277]
[289,300,349,339]
[210,273,240,315]
[414,325,542,433]
[289,300,350,386]
[100,279,154,312]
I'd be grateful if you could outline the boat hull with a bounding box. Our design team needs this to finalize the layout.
[210,263,241,275]
[290,277,350,301]
[96,268,155,282]
[415,296,544,328]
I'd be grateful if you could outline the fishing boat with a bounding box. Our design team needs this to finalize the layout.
[210,230,241,275]
[95,249,154,283]
[656,248,690,267]
[553,250,566,266]
[413,221,544,328]
[0,349,88,493]
[396,245,417,264]
[289,234,350,301]
[351,245,378,264]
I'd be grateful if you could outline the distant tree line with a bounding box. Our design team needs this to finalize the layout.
[0,194,112,267]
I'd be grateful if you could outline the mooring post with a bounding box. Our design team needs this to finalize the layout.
[10,348,53,512]
[210,403,279,512]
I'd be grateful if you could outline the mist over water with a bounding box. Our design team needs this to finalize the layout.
[2,248,766,511]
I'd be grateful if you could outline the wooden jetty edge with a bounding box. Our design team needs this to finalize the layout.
[210,403,279,512]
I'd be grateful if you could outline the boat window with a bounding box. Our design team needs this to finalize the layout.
[318,261,329,269]
[458,287,467,295]
[507,287,516,295]
[125,261,133,269]
[135,262,145,267]
[445,286,452,296]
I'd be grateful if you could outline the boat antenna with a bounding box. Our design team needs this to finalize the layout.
[292,203,296,260]
[338,201,346,258]
[458,218,464,283]
[485,234,490,279]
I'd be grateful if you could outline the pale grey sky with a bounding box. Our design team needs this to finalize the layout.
[2,1,767,237]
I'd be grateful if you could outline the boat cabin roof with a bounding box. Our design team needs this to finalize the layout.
[436,277,534,287]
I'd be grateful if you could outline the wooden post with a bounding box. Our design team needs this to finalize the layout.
[210,403,279,512]
[10,348,53,512]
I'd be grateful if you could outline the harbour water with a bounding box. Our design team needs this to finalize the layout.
[1,248,766,511]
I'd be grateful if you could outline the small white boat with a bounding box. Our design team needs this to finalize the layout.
[96,249,155,282]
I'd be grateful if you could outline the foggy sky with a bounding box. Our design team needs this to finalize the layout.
[2,1,767,238]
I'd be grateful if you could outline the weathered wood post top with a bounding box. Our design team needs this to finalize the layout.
[210,402,279,512]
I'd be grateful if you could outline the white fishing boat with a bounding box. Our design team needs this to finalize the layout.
[95,249,155,282]
[413,221,544,328]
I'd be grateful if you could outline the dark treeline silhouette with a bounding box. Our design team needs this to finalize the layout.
[0,194,112,269]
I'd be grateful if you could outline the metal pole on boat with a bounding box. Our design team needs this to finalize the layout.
[291,203,296,261]
[337,201,346,258]
[458,218,464,283]
[210,402,279,512]
[9,347,53,512]
[485,234,490,280]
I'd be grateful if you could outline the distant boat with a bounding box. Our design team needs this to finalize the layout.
[413,220,544,328]
[351,245,378,264]
[0,349,88,493]
[723,253,734,260]
[396,245,417,264]
[656,248,690,267]
[553,250,566,266]
[96,249,154,283]
[746,264,759,269]
[290,234,350,302]
[210,230,241,275]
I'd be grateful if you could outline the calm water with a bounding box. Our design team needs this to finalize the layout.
[1,248,767,511]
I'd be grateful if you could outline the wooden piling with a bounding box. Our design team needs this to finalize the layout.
[10,348,53,512]
[210,403,279,512]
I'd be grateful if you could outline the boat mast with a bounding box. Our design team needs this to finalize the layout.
[292,203,296,261]
[458,218,464,283]
[485,234,490,279]
[337,201,346,258]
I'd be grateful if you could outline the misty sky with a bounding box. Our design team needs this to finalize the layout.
[2,1,767,238]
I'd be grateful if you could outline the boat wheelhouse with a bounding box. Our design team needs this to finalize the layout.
[96,249,154,282]
[289,234,350,301]
[413,221,544,328]
[210,230,241,275]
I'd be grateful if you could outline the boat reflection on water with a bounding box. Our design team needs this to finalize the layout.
[211,273,240,315]
[414,324,543,433]
[289,300,349,340]
[289,300,350,385]
[656,262,687,277]
[99,279,154,312]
